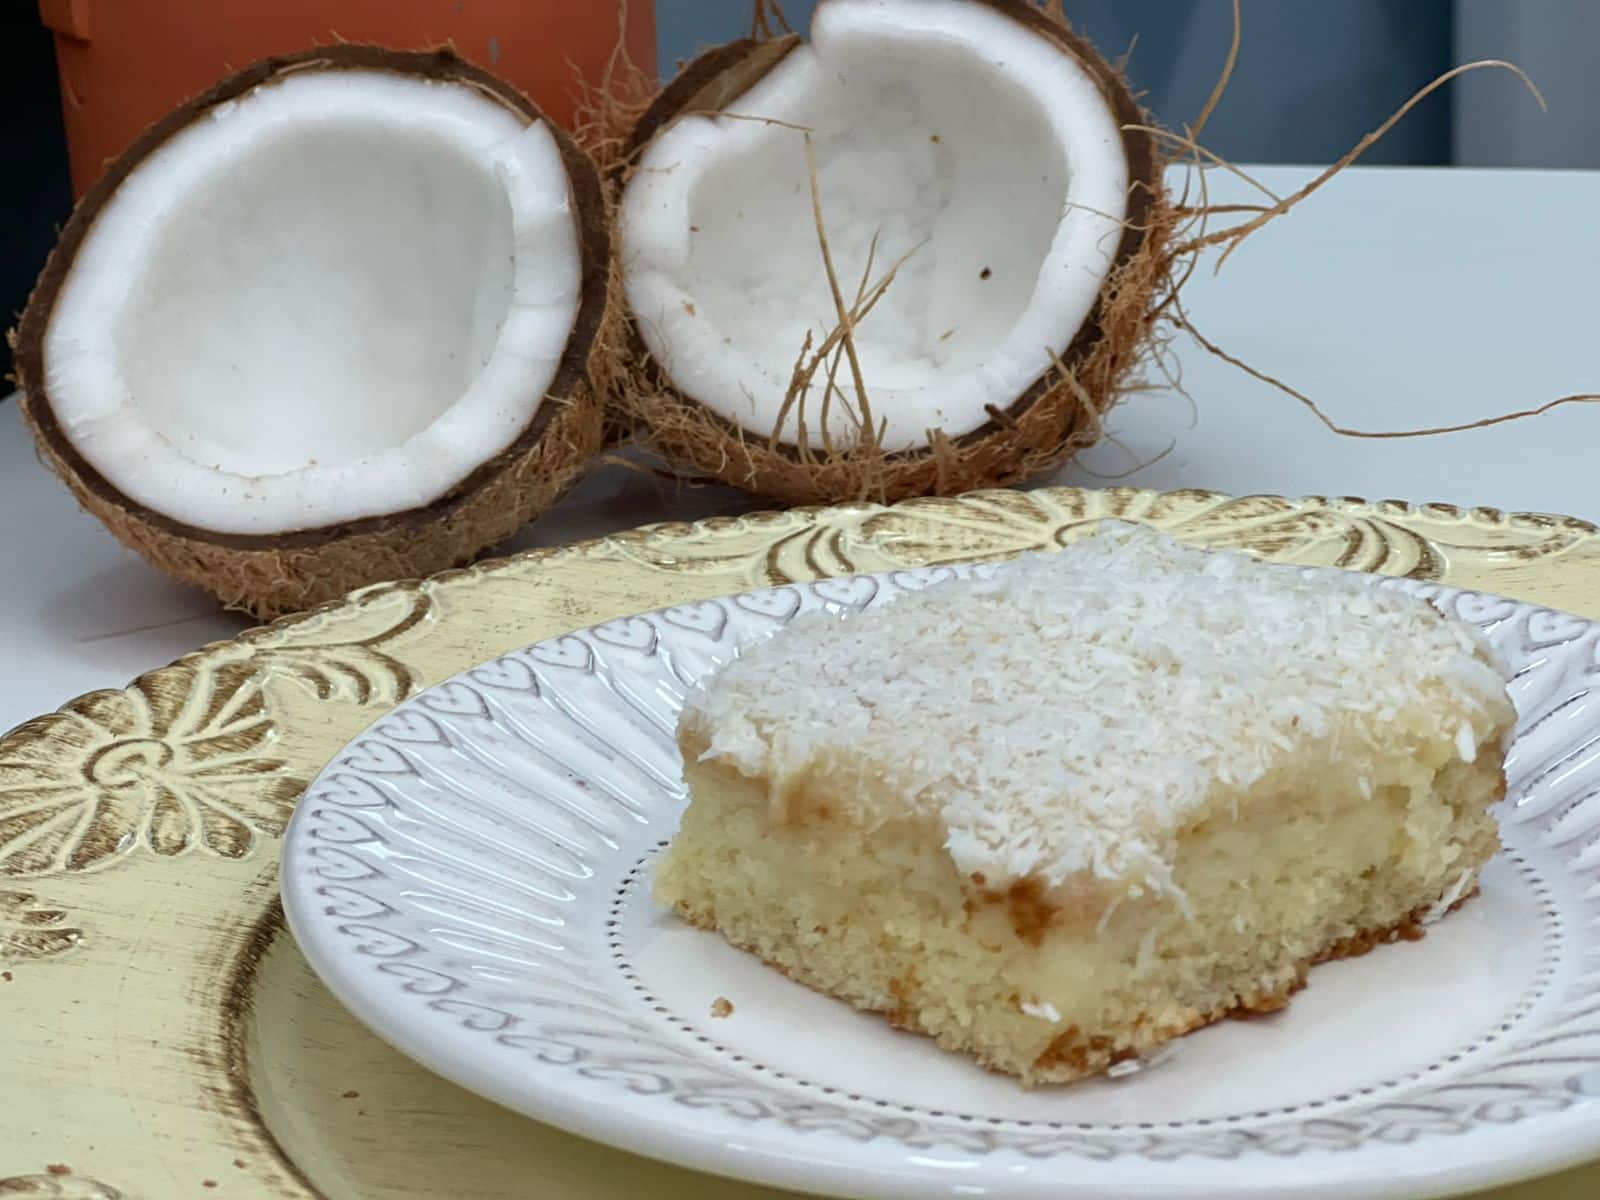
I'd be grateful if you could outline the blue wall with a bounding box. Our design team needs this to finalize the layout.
[1,9,72,378]
[657,1,1452,165]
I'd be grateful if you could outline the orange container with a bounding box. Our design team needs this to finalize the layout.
[39,0,656,197]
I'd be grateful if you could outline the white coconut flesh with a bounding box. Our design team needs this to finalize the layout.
[622,0,1130,453]
[43,69,582,536]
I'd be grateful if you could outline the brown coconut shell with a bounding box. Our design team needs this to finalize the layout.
[614,0,1171,505]
[12,45,616,619]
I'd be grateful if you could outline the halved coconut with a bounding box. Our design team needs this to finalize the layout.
[14,46,613,617]
[617,0,1165,503]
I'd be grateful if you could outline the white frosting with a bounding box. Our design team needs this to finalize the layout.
[684,524,1513,895]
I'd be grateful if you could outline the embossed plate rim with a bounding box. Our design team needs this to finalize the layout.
[282,560,1600,1200]
[11,484,1600,1199]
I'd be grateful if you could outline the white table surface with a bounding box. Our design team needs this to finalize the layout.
[6,162,1600,735]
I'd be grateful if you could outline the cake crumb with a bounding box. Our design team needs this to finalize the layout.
[233,1158,247,1169]
[203,1181,217,1190]
[1,971,12,982]
[47,1164,71,1176]
[710,996,734,1018]
[340,1090,359,1099]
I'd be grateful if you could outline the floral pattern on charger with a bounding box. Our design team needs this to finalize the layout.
[0,661,302,873]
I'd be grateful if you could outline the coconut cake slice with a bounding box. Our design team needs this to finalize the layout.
[654,524,1515,1084]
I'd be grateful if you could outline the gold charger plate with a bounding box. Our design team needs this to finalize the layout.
[4,485,1600,1200]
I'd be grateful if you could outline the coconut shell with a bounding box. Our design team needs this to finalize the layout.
[614,0,1171,505]
[12,45,615,619]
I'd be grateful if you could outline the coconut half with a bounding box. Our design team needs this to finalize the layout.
[617,0,1165,503]
[14,46,612,617]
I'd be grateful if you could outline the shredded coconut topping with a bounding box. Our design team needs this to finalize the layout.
[683,524,1512,893]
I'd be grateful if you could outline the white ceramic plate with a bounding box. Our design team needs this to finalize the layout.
[281,564,1600,1199]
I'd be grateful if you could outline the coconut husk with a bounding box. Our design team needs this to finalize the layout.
[604,1,1600,502]
[570,0,663,185]
[12,45,616,619]
[606,0,1170,505]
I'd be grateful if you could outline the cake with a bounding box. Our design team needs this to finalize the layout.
[654,524,1516,1084]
